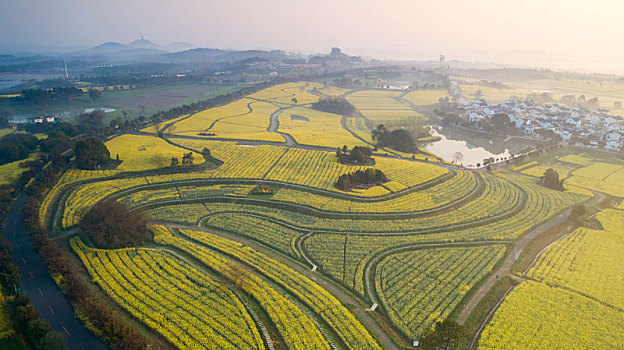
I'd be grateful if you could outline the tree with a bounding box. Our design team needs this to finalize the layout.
[88,89,103,101]
[229,261,250,290]
[170,157,179,167]
[420,319,466,350]
[73,137,111,170]
[80,200,151,249]
[152,154,168,168]
[541,168,564,191]
[451,152,464,163]
[371,125,389,145]
[39,331,66,350]
[310,97,356,115]
[117,333,148,350]
[201,147,211,160]
[181,152,194,166]
[0,111,11,128]
[570,205,586,220]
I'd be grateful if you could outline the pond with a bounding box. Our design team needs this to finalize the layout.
[422,128,513,167]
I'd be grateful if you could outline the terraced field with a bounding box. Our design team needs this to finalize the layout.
[39,82,598,349]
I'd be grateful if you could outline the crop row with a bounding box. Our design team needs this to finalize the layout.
[150,226,334,350]
[270,170,478,213]
[478,282,624,349]
[204,213,301,259]
[167,227,382,349]
[376,245,505,338]
[71,237,264,350]
[527,208,624,309]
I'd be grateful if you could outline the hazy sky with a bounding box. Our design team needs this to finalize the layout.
[1,0,623,73]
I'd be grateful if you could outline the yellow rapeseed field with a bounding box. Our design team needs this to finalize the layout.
[106,134,201,171]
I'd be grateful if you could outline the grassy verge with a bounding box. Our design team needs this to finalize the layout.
[459,276,517,350]
[511,218,576,275]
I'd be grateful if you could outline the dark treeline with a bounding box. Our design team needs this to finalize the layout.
[335,168,388,191]
[0,134,38,165]
[310,97,356,115]
[21,87,84,105]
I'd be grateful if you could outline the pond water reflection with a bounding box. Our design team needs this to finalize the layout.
[422,128,514,167]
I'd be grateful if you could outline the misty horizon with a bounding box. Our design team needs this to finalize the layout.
[2,0,624,74]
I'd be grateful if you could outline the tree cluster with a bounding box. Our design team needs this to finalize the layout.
[310,97,356,115]
[80,200,151,249]
[21,87,83,105]
[336,145,373,165]
[0,133,39,165]
[335,168,387,191]
[419,319,466,350]
[540,168,565,191]
[486,113,516,135]
[371,125,419,153]
[73,137,112,170]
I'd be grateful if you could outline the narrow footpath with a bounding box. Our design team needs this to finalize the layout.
[2,195,106,350]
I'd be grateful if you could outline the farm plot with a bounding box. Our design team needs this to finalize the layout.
[346,90,418,123]
[402,90,450,106]
[478,282,624,349]
[520,163,577,178]
[247,81,322,106]
[106,134,201,171]
[566,161,624,197]
[204,213,302,258]
[173,228,382,350]
[270,170,478,213]
[526,209,624,309]
[279,107,367,148]
[557,154,593,166]
[168,98,284,142]
[343,116,373,144]
[71,237,264,350]
[376,245,505,339]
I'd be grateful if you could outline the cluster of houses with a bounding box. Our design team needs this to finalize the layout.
[458,99,624,151]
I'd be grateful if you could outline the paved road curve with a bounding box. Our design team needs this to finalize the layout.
[2,195,107,350]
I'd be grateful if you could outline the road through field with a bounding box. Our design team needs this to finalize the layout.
[2,196,106,350]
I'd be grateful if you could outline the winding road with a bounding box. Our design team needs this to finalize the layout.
[2,196,106,350]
